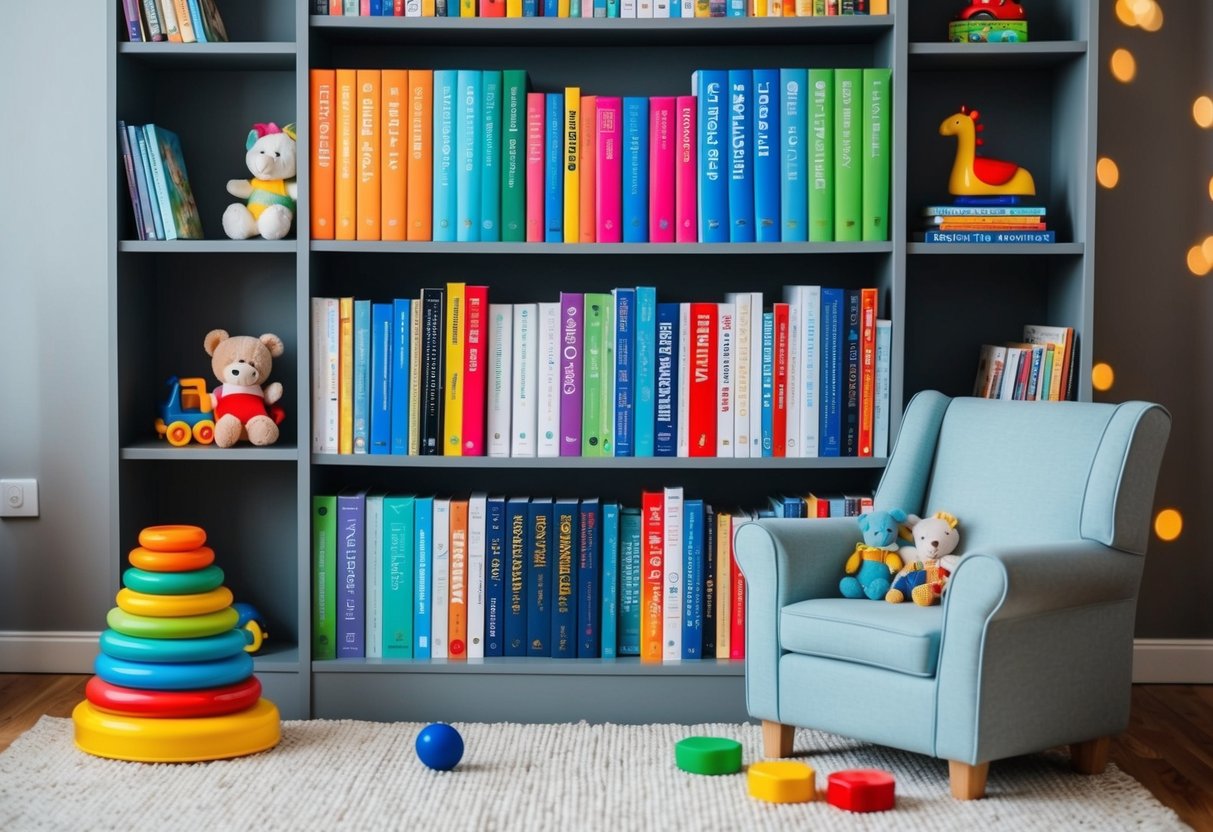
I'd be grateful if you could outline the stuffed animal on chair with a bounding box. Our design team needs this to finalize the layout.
[222,122,298,241]
[840,509,907,601]
[886,511,962,606]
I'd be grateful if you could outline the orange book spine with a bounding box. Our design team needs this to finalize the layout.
[310,70,336,240]
[407,69,434,242]
[640,491,664,663]
[381,70,408,241]
[335,69,357,241]
[448,499,469,659]
[356,69,381,241]
[579,95,597,243]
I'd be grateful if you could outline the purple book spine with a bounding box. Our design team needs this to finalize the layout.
[337,489,367,658]
[559,292,584,456]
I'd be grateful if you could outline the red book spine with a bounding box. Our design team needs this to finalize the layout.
[481,0,507,14]
[772,302,789,457]
[729,516,746,659]
[858,287,877,457]
[640,491,664,663]
[462,285,489,455]
[687,302,718,457]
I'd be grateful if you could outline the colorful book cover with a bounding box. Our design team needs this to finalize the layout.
[858,287,878,456]
[462,285,489,456]
[654,302,679,457]
[511,303,539,457]
[353,299,372,454]
[808,68,834,242]
[312,495,337,660]
[558,292,584,456]
[383,495,415,658]
[419,287,446,456]
[444,282,466,455]
[716,302,735,457]
[613,288,636,457]
[432,69,457,242]
[337,488,368,658]
[640,491,664,662]
[780,68,808,242]
[772,302,789,457]
[753,68,780,242]
[727,69,754,242]
[599,501,619,658]
[862,67,891,242]
[544,92,565,243]
[577,498,600,657]
[447,498,469,659]
[579,95,597,243]
[485,495,507,656]
[390,298,412,455]
[505,497,530,656]
[356,69,381,241]
[874,322,890,453]
[338,297,354,454]
[487,304,513,457]
[694,69,729,242]
[527,498,553,656]
[661,486,684,661]
[714,509,732,658]
[369,302,393,455]
[431,498,450,659]
[133,128,164,240]
[407,69,434,241]
[618,507,642,656]
[581,293,608,457]
[552,498,579,658]
[833,68,862,242]
[599,299,615,458]
[381,69,407,241]
[311,69,336,240]
[501,70,528,242]
[633,286,658,456]
[595,96,623,243]
[481,70,503,242]
[648,96,676,243]
[843,289,861,455]
[622,96,649,243]
[687,302,718,457]
[675,95,697,243]
[127,125,157,239]
[563,87,581,243]
[681,498,704,659]
[455,69,483,243]
[818,287,844,457]
[526,92,545,242]
[146,125,203,240]
[537,302,562,458]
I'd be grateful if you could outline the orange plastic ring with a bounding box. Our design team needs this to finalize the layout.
[138,525,207,552]
[128,546,215,572]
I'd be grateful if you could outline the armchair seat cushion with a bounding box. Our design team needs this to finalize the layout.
[780,598,944,677]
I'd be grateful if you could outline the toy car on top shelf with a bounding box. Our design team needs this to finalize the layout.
[155,376,216,447]
[957,0,1027,21]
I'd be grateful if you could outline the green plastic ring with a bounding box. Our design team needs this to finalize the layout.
[675,736,743,775]
[122,565,225,596]
[106,606,239,640]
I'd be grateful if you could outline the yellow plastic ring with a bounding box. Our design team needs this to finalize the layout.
[73,698,280,762]
[138,525,208,552]
[116,586,233,618]
[128,546,215,573]
[107,606,239,640]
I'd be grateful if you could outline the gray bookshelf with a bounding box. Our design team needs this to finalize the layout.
[108,0,1097,723]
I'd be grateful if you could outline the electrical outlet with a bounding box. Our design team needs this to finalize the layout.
[0,479,39,517]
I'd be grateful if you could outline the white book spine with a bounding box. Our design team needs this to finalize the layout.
[406,0,422,14]
[801,285,821,457]
[782,286,802,457]
[407,300,423,456]
[676,302,691,458]
[661,486,683,661]
[749,291,763,456]
[467,493,487,659]
[680,0,694,15]
[511,303,539,456]
[537,302,561,458]
[365,494,384,659]
[653,0,669,15]
[312,297,340,454]
[726,293,750,457]
[716,302,735,457]
[430,498,450,659]
[622,0,636,16]
[636,0,652,16]
[487,304,514,458]
[1000,347,1021,400]
[310,298,324,453]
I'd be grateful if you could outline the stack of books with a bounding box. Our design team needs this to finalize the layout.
[310,0,888,18]
[119,122,203,241]
[972,323,1077,402]
[916,196,1053,244]
[121,0,229,43]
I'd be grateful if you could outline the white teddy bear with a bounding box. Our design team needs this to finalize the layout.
[222,122,297,241]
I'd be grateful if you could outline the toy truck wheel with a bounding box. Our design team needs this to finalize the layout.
[194,420,216,445]
[969,10,995,18]
[165,421,193,447]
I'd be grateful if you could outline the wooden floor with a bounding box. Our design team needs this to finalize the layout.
[2,676,1210,828]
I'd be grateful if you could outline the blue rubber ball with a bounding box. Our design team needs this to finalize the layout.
[415,722,464,771]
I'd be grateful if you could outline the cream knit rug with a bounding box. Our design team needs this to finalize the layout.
[0,717,1185,831]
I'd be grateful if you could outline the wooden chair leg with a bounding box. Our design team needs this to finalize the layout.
[948,760,989,800]
[762,720,794,758]
[1070,737,1110,775]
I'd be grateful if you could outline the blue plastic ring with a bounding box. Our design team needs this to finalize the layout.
[94,652,254,691]
[98,628,250,664]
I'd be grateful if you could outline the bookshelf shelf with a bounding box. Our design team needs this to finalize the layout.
[119,442,299,462]
[313,656,744,675]
[117,41,297,70]
[907,243,1085,256]
[311,454,888,470]
[907,41,1087,69]
[118,239,298,254]
[310,241,895,255]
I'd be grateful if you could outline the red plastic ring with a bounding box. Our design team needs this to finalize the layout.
[84,675,262,718]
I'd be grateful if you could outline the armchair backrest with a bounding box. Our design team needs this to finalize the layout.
[875,392,1171,555]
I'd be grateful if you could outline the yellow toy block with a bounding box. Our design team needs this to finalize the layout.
[747,760,817,803]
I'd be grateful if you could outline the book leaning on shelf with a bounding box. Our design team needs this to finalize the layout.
[121,0,229,43]
[119,121,203,241]
[972,324,1077,402]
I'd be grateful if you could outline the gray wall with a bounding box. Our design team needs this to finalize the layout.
[0,0,1208,640]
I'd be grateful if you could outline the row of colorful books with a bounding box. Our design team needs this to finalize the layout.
[310,283,891,458]
[311,487,873,662]
[311,0,887,17]
[118,121,203,241]
[915,196,1057,245]
[121,0,229,43]
[972,324,1078,401]
[308,66,891,244]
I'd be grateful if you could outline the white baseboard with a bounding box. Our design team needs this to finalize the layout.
[1132,639,1213,684]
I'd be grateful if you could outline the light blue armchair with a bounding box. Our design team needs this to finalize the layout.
[734,391,1171,799]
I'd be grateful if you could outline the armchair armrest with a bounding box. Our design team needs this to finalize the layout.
[734,517,858,722]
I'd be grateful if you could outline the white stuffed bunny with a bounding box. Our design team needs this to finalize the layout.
[222,122,297,240]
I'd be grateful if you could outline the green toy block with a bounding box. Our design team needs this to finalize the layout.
[675,736,743,775]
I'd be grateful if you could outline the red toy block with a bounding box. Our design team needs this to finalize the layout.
[826,769,896,812]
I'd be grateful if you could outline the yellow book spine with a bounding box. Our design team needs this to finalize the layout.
[422,0,435,14]
[381,70,407,241]
[715,510,732,659]
[356,69,381,241]
[444,282,466,455]
[695,0,710,16]
[563,87,579,243]
[335,69,357,241]
[871,0,887,13]
[558,0,570,14]
[338,297,355,454]
[795,0,813,14]
[506,0,522,13]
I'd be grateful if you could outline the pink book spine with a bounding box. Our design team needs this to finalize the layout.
[526,93,546,243]
[675,96,698,243]
[648,96,677,244]
[462,285,489,456]
[361,0,371,13]
[595,97,623,244]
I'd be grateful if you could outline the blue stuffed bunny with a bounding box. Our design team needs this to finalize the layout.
[839,508,907,601]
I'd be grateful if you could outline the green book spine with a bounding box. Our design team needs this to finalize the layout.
[862,67,891,242]
[808,69,834,242]
[501,70,528,242]
[581,293,609,457]
[833,68,862,242]
[312,495,338,661]
[383,495,415,658]
[598,295,615,456]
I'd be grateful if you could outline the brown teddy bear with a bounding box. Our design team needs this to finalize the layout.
[203,329,286,448]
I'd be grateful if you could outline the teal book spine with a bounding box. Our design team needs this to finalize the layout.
[480,70,503,241]
[862,67,891,242]
[142,124,175,240]
[752,68,780,243]
[600,502,619,658]
[780,68,808,242]
[456,69,482,242]
[432,69,457,242]
[834,68,863,242]
[353,299,371,454]
[383,495,415,658]
[808,69,834,242]
[500,69,528,241]
[413,495,433,659]
[617,507,642,656]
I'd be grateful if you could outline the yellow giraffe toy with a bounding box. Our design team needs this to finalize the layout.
[939,106,1036,196]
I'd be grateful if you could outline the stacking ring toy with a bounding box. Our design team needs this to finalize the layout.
[73,697,280,762]
[95,652,254,690]
[138,525,207,552]
[99,628,249,663]
[122,565,224,595]
[85,676,263,718]
[128,545,215,572]
[107,606,238,639]
[116,586,233,618]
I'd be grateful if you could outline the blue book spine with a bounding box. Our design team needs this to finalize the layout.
[456,69,483,243]
[369,0,382,13]
[134,129,165,240]
[432,70,458,242]
[780,68,808,242]
[382,495,414,659]
[504,497,530,657]
[596,0,608,16]
[727,0,745,14]
[413,495,433,659]
[695,70,729,242]
[622,96,649,243]
[654,302,679,457]
[480,70,502,242]
[551,498,579,659]
[633,286,657,457]
[600,502,619,658]
[187,0,207,41]
[523,0,538,14]
[544,0,558,14]
[390,299,411,455]
[485,496,506,657]
[337,489,367,658]
[761,311,774,457]
[527,498,553,656]
[955,195,1022,206]
[727,69,754,242]
[819,287,845,457]
[577,499,600,657]
[618,508,642,656]
[753,68,781,243]
[921,229,1056,244]
[681,499,704,659]
[613,288,636,457]
[544,92,564,243]
[353,300,372,454]
[370,303,393,455]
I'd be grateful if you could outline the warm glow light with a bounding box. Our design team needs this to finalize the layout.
[1110,49,1136,82]
[1203,236,1213,263]
[1096,157,1120,188]
[1154,509,1183,542]
[1209,175,1213,202]
[1138,2,1164,32]
[1115,0,1138,26]
[1091,362,1115,392]
[1194,96,1213,129]
[1126,0,1153,16]
[1188,245,1212,276]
